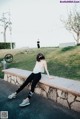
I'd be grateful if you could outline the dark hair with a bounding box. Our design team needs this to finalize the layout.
[36,53,45,62]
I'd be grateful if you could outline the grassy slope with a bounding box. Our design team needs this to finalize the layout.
[0,46,80,80]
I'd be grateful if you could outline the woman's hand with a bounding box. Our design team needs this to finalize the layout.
[48,76,54,79]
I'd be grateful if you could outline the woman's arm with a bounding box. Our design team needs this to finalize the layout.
[43,60,50,78]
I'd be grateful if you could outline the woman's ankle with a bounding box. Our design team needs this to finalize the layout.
[15,92,17,95]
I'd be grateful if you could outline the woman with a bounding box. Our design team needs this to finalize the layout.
[8,53,51,107]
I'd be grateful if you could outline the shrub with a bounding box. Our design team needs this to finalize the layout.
[0,42,15,49]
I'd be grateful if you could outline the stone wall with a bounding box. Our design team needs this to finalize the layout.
[4,73,80,112]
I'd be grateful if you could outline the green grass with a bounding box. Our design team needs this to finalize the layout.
[0,46,80,80]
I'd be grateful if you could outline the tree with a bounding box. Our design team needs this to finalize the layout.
[0,12,12,42]
[61,10,80,45]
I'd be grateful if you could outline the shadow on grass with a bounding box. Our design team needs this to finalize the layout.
[61,46,77,52]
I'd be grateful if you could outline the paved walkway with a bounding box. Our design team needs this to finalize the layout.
[0,79,80,119]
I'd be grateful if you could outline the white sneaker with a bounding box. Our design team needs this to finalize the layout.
[19,98,30,107]
[8,92,16,99]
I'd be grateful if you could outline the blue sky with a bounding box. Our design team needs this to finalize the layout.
[0,0,80,48]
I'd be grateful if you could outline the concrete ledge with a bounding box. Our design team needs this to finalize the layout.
[2,68,80,112]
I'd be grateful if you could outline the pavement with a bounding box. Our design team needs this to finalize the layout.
[0,78,80,119]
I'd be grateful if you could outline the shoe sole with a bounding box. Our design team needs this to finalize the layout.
[19,103,30,107]
[8,96,16,99]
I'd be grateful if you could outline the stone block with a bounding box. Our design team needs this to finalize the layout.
[12,76,16,82]
[48,87,57,102]
[4,74,8,81]
[38,83,49,93]
[57,90,62,97]
[41,90,47,98]
[57,97,69,108]
[11,80,16,84]
[76,96,80,101]
[7,74,12,82]
[57,90,67,99]
[16,77,24,85]
[27,83,31,90]
[35,88,42,95]
[71,101,80,112]
[68,93,75,103]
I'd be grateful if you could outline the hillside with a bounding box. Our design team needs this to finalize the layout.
[0,46,80,80]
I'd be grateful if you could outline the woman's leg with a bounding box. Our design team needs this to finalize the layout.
[16,73,34,94]
[27,73,41,99]
[19,73,41,107]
